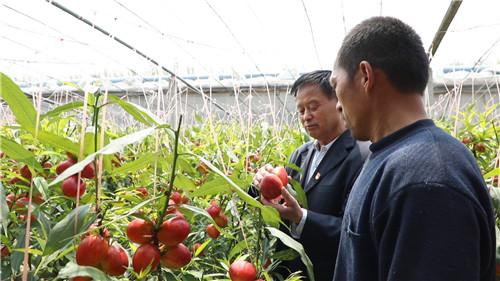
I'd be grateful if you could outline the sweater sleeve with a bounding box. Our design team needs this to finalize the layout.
[373,184,492,281]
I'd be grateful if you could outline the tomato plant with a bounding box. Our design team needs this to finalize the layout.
[0,73,312,280]
[4,69,496,280]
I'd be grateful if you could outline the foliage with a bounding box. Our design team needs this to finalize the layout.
[1,71,499,280]
[0,72,310,280]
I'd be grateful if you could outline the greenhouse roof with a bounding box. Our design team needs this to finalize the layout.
[1,0,500,87]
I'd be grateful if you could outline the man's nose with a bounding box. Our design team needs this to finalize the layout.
[303,109,313,120]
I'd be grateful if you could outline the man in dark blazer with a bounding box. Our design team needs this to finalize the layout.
[253,70,369,280]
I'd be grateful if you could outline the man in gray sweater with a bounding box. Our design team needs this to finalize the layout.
[330,16,495,281]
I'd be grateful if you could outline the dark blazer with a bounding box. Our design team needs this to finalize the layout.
[280,130,369,281]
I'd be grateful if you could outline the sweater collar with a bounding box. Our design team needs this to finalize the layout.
[369,119,435,153]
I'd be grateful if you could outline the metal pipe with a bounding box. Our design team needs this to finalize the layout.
[428,0,463,62]
[46,0,229,114]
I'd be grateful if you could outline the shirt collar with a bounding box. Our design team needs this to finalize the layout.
[313,137,337,152]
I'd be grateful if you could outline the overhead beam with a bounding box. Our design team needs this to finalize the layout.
[428,0,463,62]
[46,0,229,114]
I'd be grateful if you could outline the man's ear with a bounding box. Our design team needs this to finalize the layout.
[358,61,374,94]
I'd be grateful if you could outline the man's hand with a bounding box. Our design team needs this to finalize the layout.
[261,186,303,224]
[252,164,274,187]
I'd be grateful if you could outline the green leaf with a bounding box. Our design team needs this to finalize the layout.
[260,206,281,228]
[102,154,113,173]
[49,154,95,187]
[223,144,239,163]
[266,227,315,281]
[489,188,500,219]
[32,178,52,239]
[190,154,280,227]
[0,183,9,231]
[58,261,110,280]
[11,248,43,256]
[43,204,96,256]
[271,248,300,261]
[82,130,112,171]
[40,101,84,119]
[1,263,12,280]
[107,95,159,125]
[49,127,157,186]
[111,152,154,175]
[11,227,26,273]
[103,196,158,226]
[230,173,253,189]
[174,173,196,191]
[99,127,156,155]
[289,179,307,209]
[86,91,96,107]
[179,204,212,220]
[63,81,85,92]
[0,136,42,170]
[33,177,49,204]
[194,113,203,123]
[0,73,36,131]
[194,240,210,257]
[158,156,172,172]
[83,131,106,156]
[262,271,274,281]
[179,204,234,238]
[176,156,195,174]
[287,163,301,173]
[281,271,305,281]
[228,239,249,261]
[191,177,230,197]
[35,210,52,242]
[35,243,76,275]
[37,130,79,156]
[485,168,500,179]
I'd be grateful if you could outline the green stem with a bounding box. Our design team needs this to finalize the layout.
[156,115,183,230]
[220,196,228,211]
[96,205,109,236]
[96,102,113,109]
[92,93,101,213]
[256,209,263,267]
[67,125,77,138]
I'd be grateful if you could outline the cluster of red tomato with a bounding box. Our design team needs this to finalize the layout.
[205,200,229,238]
[126,191,192,275]
[73,226,127,280]
[2,148,269,280]
[55,153,95,198]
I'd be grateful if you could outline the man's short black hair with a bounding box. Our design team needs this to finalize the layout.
[336,16,429,94]
[290,70,336,99]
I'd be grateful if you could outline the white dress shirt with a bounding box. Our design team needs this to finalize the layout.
[291,137,337,238]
